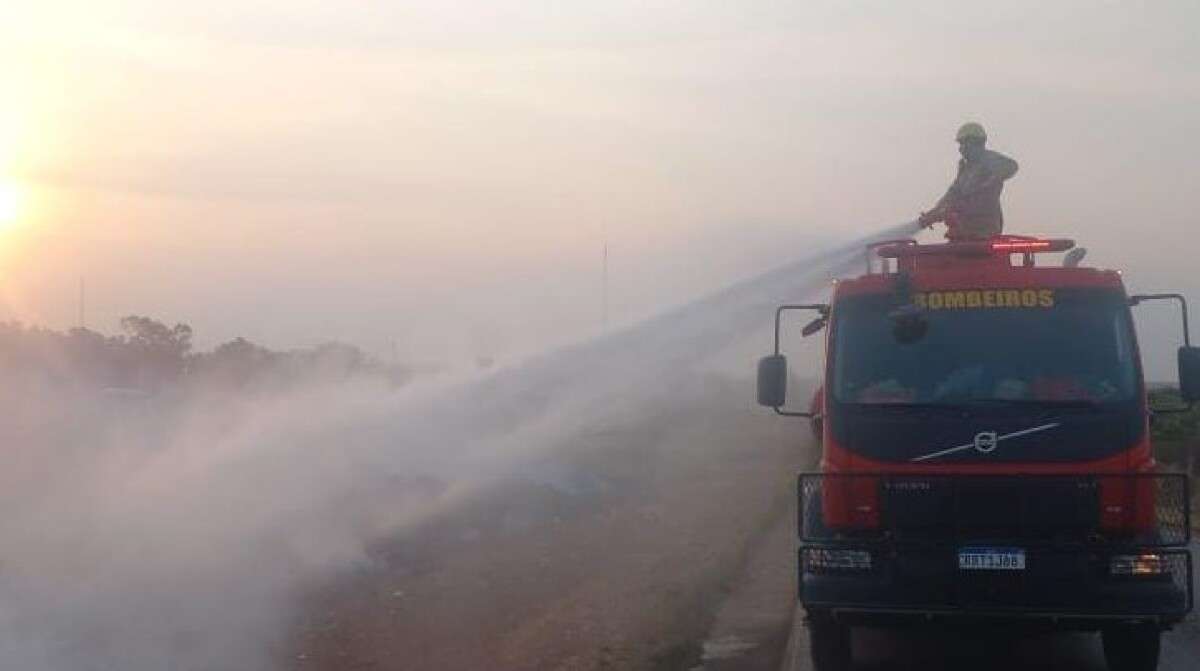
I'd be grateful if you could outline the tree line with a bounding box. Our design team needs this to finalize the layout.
[0,315,411,393]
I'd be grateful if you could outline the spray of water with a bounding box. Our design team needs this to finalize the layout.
[0,222,919,670]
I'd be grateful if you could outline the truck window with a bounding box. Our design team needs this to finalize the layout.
[831,288,1138,405]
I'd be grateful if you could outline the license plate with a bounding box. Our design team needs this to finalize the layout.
[958,547,1025,570]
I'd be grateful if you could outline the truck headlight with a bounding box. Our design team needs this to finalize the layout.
[1110,553,1169,576]
[803,548,872,572]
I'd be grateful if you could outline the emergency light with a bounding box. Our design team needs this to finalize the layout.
[990,238,1075,253]
[870,235,1078,274]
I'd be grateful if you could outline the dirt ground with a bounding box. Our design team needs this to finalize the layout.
[287,377,809,670]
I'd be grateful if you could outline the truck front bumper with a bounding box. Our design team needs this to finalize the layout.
[799,544,1192,625]
[797,472,1194,626]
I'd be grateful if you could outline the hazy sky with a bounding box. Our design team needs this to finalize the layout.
[2,2,1198,373]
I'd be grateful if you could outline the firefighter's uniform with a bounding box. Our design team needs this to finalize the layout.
[921,123,1020,240]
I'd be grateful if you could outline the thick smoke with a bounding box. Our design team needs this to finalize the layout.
[0,222,919,670]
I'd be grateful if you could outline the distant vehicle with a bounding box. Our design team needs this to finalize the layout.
[757,233,1200,671]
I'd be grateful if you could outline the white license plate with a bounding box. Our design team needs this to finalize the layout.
[958,547,1025,570]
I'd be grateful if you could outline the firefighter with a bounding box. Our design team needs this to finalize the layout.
[918,122,1019,240]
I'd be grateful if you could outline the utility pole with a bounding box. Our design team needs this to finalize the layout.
[602,235,609,331]
[78,277,86,330]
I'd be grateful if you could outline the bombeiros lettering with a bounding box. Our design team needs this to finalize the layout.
[913,288,1055,310]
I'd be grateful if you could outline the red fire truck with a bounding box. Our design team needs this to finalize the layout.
[757,234,1200,671]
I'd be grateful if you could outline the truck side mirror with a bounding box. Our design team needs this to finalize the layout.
[757,354,788,408]
[1179,346,1200,403]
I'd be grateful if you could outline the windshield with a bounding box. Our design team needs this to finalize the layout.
[832,288,1139,405]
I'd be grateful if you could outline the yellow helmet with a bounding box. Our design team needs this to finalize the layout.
[956,122,987,143]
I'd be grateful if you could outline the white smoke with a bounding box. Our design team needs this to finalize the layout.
[0,222,919,670]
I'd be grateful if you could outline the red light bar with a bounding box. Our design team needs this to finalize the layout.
[992,240,1051,251]
[990,238,1074,253]
[874,236,1076,260]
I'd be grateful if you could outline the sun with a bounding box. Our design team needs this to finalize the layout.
[0,181,21,228]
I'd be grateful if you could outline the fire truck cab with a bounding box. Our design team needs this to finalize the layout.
[757,235,1200,671]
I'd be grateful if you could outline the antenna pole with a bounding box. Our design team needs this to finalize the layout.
[602,236,609,331]
[78,277,86,330]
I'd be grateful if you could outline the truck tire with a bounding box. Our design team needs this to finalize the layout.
[1102,625,1160,671]
[808,611,851,671]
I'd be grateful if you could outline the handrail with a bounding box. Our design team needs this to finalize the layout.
[865,238,917,274]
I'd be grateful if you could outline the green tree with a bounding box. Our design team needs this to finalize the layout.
[120,315,193,388]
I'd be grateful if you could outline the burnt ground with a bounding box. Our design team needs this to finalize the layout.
[287,377,809,671]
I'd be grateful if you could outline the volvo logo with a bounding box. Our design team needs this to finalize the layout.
[911,423,1062,462]
[973,431,999,453]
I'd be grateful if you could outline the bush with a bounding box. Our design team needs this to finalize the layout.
[1150,388,1198,473]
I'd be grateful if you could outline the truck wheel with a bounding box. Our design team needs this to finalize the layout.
[1102,625,1160,671]
[808,611,851,671]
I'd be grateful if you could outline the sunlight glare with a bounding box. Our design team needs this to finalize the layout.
[0,182,21,228]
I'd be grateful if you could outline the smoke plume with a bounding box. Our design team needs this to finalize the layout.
[0,222,919,670]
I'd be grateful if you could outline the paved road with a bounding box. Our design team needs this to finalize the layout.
[784,544,1199,670]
